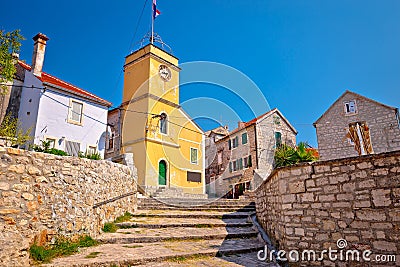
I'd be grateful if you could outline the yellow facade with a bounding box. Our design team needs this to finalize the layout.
[121,44,204,195]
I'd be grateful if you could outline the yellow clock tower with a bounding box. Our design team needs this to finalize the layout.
[119,44,205,196]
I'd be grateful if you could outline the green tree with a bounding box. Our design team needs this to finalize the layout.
[0,113,32,147]
[0,29,25,94]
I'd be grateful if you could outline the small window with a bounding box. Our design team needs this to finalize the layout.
[232,136,239,148]
[229,162,232,173]
[233,161,237,171]
[46,138,56,149]
[190,148,198,164]
[187,171,201,182]
[238,158,243,170]
[217,152,222,164]
[275,132,282,147]
[87,146,97,156]
[242,133,248,144]
[244,155,252,168]
[344,100,357,114]
[228,140,232,150]
[108,132,114,149]
[69,100,83,124]
[159,113,168,134]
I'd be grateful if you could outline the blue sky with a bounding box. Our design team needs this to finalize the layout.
[2,0,400,146]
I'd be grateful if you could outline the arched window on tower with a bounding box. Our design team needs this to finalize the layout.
[160,113,167,134]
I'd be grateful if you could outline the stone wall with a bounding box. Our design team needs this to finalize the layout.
[0,148,137,266]
[255,150,400,266]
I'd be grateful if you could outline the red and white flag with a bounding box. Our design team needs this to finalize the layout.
[153,0,161,19]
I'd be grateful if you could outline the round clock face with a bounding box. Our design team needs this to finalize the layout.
[159,65,172,82]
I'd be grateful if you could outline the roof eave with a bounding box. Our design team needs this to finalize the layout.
[42,82,112,107]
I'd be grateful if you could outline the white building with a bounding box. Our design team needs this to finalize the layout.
[17,33,111,157]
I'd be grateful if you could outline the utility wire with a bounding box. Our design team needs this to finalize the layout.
[1,83,206,136]
[1,84,310,137]
[108,0,150,115]
[127,0,149,53]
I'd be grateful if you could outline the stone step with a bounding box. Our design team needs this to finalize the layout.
[118,221,253,229]
[138,198,255,204]
[132,210,252,219]
[44,238,266,267]
[121,217,252,228]
[137,204,255,210]
[137,202,256,208]
[134,252,278,267]
[137,206,255,212]
[98,226,258,243]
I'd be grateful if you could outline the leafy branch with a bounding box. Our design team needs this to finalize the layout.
[0,113,32,147]
[0,29,25,94]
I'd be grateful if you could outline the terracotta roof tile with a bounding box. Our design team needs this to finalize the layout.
[18,61,111,107]
[216,108,297,142]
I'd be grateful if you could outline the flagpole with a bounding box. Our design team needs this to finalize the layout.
[151,0,154,44]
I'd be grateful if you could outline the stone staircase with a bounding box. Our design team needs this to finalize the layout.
[149,187,208,199]
[44,197,278,266]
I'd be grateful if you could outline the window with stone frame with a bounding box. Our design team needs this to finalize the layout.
[68,99,84,125]
[344,100,357,115]
[242,133,248,144]
[244,155,252,168]
[275,132,282,147]
[190,147,198,164]
[159,113,168,134]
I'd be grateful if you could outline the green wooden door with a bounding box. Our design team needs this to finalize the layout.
[158,160,167,185]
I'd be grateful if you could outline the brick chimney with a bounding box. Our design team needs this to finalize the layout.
[31,33,49,76]
[238,121,246,129]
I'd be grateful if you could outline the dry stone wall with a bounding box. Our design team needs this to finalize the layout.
[0,148,137,266]
[255,150,400,266]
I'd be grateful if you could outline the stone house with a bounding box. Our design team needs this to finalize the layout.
[205,126,229,168]
[205,108,297,198]
[105,107,122,160]
[314,90,400,161]
[7,33,112,157]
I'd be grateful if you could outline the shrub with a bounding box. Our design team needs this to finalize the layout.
[0,113,32,147]
[102,222,119,233]
[79,150,101,160]
[102,212,134,233]
[114,212,133,223]
[29,235,98,263]
[31,140,69,156]
[274,142,319,168]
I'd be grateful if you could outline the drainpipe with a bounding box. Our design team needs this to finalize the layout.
[118,107,122,154]
[254,124,259,169]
